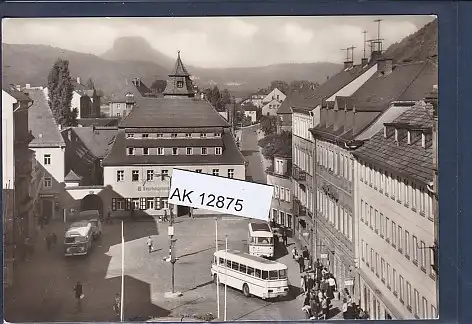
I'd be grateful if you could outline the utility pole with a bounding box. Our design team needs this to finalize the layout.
[362,30,368,59]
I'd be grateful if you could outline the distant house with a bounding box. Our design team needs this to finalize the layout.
[25,87,66,221]
[262,88,286,105]
[108,78,152,118]
[262,98,284,117]
[244,104,258,123]
[62,126,118,185]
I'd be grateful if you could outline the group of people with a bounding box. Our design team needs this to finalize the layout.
[292,245,311,272]
[340,288,369,320]
[45,232,58,250]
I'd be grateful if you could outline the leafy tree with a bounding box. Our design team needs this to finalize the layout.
[289,80,319,92]
[150,80,167,93]
[258,131,292,160]
[203,86,234,112]
[268,80,290,95]
[260,115,279,135]
[65,108,79,127]
[47,58,74,127]
[86,78,95,90]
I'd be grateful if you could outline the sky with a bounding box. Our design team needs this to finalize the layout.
[2,16,436,68]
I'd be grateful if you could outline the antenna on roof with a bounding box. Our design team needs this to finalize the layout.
[362,30,368,59]
[348,45,356,62]
[372,19,384,53]
[341,47,350,62]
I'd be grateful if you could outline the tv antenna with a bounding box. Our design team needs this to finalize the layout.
[362,30,368,59]
[341,46,356,62]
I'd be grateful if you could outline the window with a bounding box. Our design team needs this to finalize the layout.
[360,199,364,221]
[128,147,135,155]
[143,147,149,155]
[347,213,352,240]
[172,148,178,155]
[399,275,404,302]
[412,183,417,209]
[420,188,426,214]
[272,209,278,223]
[375,252,379,276]
[215,147,222,155]
[385,217,390,241]
[285,189,290,202]
[228,169,234,178]
[44,154,51,165]
[146,170,154,181]
[177,80,184,88]
[142,133,149,138]
[126,133,134,138]
[392,269,397,295]
[375,209,379,233]
[161,169,169,177]
[392,221,397,247]
[365,202,369,226]
[381,258,385,281]
[404,179,409,205]
[287,214,292,228]
[361,239,365,260]
[186,147,193,155]
[414,289,420,316]
[405,231,410,258]
[112,198,125,211]
[380,213,385,237]
[146,197,154,209]
[200,133,207,138]
[413,236,419,264]
[397,176,402,202]
[214,132,221,137]
[431,305,437,319]
[195,169,202,173]
[422,297,428,319]
[171,133,178,138]
[157,133,163,138]
[213,169,219,176]
[398,226,403,252]
[201,147,208,155]
[117,170,124,182]
[365,243,369,265]
[370,206,373,228]
[44,177,52,188]
[157,148,164,155]
[185,133,192,138]
[132,170,139,182]
[387,263,391,288]
[370,248,374,270]
[420,241,427,270]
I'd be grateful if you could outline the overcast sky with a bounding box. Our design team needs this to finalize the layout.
[2,16,435,68]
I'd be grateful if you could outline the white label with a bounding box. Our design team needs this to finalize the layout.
[344,279,354,286]
[168,168,273,220]
[168,226,174,236]
[320,253,328,259]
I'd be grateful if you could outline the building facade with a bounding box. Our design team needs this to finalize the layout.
[262,88,286,105]
[266,155,293,232]
[103,53,246,217]
[25,88,66,222]
[262,98,283,117]
[353,100,438,320]
[2,87,39,287]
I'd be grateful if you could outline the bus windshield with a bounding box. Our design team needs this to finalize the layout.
[252,237,273,245]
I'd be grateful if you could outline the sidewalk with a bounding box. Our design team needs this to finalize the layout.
[256,130,272,172]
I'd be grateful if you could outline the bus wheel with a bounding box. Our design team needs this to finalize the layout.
[242,283,250,297]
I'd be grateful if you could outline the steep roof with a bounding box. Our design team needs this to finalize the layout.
[64,169,82,182]
[73,81,95,97]
[3,85,32,102]
[169,51,190,77]
[353,103,434,185]
[119,97,229,128]
[78,118,119,127]
[103,130,246,166]
[25,89,65,147]
[71,126,118,158]
[110,82,143,103]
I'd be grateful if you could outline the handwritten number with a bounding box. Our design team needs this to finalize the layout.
[226,197,235,209]
[207,194,216,207]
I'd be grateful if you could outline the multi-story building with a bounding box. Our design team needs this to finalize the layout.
[262,88,286,105]
[243,104,258,124]
[102,53,246,217]
[352,97,438,320]
[309,57,437,309]
[266,155,293,231]
[2,86,39,287]
[25,88,66,221]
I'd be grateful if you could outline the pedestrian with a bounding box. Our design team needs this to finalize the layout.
[107,211,111,224]
[73,281,84,311]
[300,275,306,294]
[307,272,314,292]
[282,228,288,246]
[342,298,348,319]
[297,254,305,273]
[292,246,298,259]
[321,297,328,320]
[302,246,309,259]
[147,236,153,253]
[327,274,336,300]
[310,292,319,320]
[45,233,51,251]
[163,210,169,222]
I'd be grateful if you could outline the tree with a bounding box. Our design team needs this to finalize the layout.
[47,58,74,127]
[257,131,292,160]
[289,80,319,92]
[260,115,279,135]
[86,78,95,90]
[150,80,167,93]
[65,108,79,127]
[268,80,290,95]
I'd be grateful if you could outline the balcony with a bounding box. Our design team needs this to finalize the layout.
[292,165,307,182]
[293,198,307,216]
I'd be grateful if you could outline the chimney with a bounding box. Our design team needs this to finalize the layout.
[76,77,81,84]
[361,57,368,66]
[378,58,393,75]
[15,85,21,91]
[26,83,31,89]
[344,61,353,69]
[370,50,382,63]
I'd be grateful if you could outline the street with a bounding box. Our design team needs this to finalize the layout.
[4,215,342,322]
[239,124,267,184]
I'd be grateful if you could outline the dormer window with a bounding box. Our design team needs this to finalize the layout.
[143,148,149,155]
[200,133,207,138]
[157,133,163,138]
[127,133,134,138]
[128,147,135,155]
[171,133,178,138]
[421,133,426,148]
[407,131,411,144]
[214,133,221,137]
[172,148,178,155]
[185,133,192,138]
[142,134,149,138]
[394,129,399,142]
[215,147,222,155]
[177,81,184,88]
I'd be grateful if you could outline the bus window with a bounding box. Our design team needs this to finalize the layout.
[262,271,269,280]
[232,262,239,271]
[247,267,255,276]
[279,269,287,279]
[255,269,262,278]
[258,237,269,244]
[219,258,225,265]
[269,270,278,280]
[226,259,232,268]
[240,264,247,274]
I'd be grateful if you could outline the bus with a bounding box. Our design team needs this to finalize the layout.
[64,221,93,256]
[210,249,289,300]
[248,222,274,258]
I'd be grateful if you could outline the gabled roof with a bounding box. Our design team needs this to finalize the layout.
[78,118,119,127]
[110,82,143,103]
[169,51,190,77]
[3,85,32,102]
[277,88,313,114]
[25,89,65,147]
[64,169,82,182]
[103,130,246,166]
[353,103,434,185]
[71,126,118,158]
[73,81,95,97]
[119,97,229,128]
